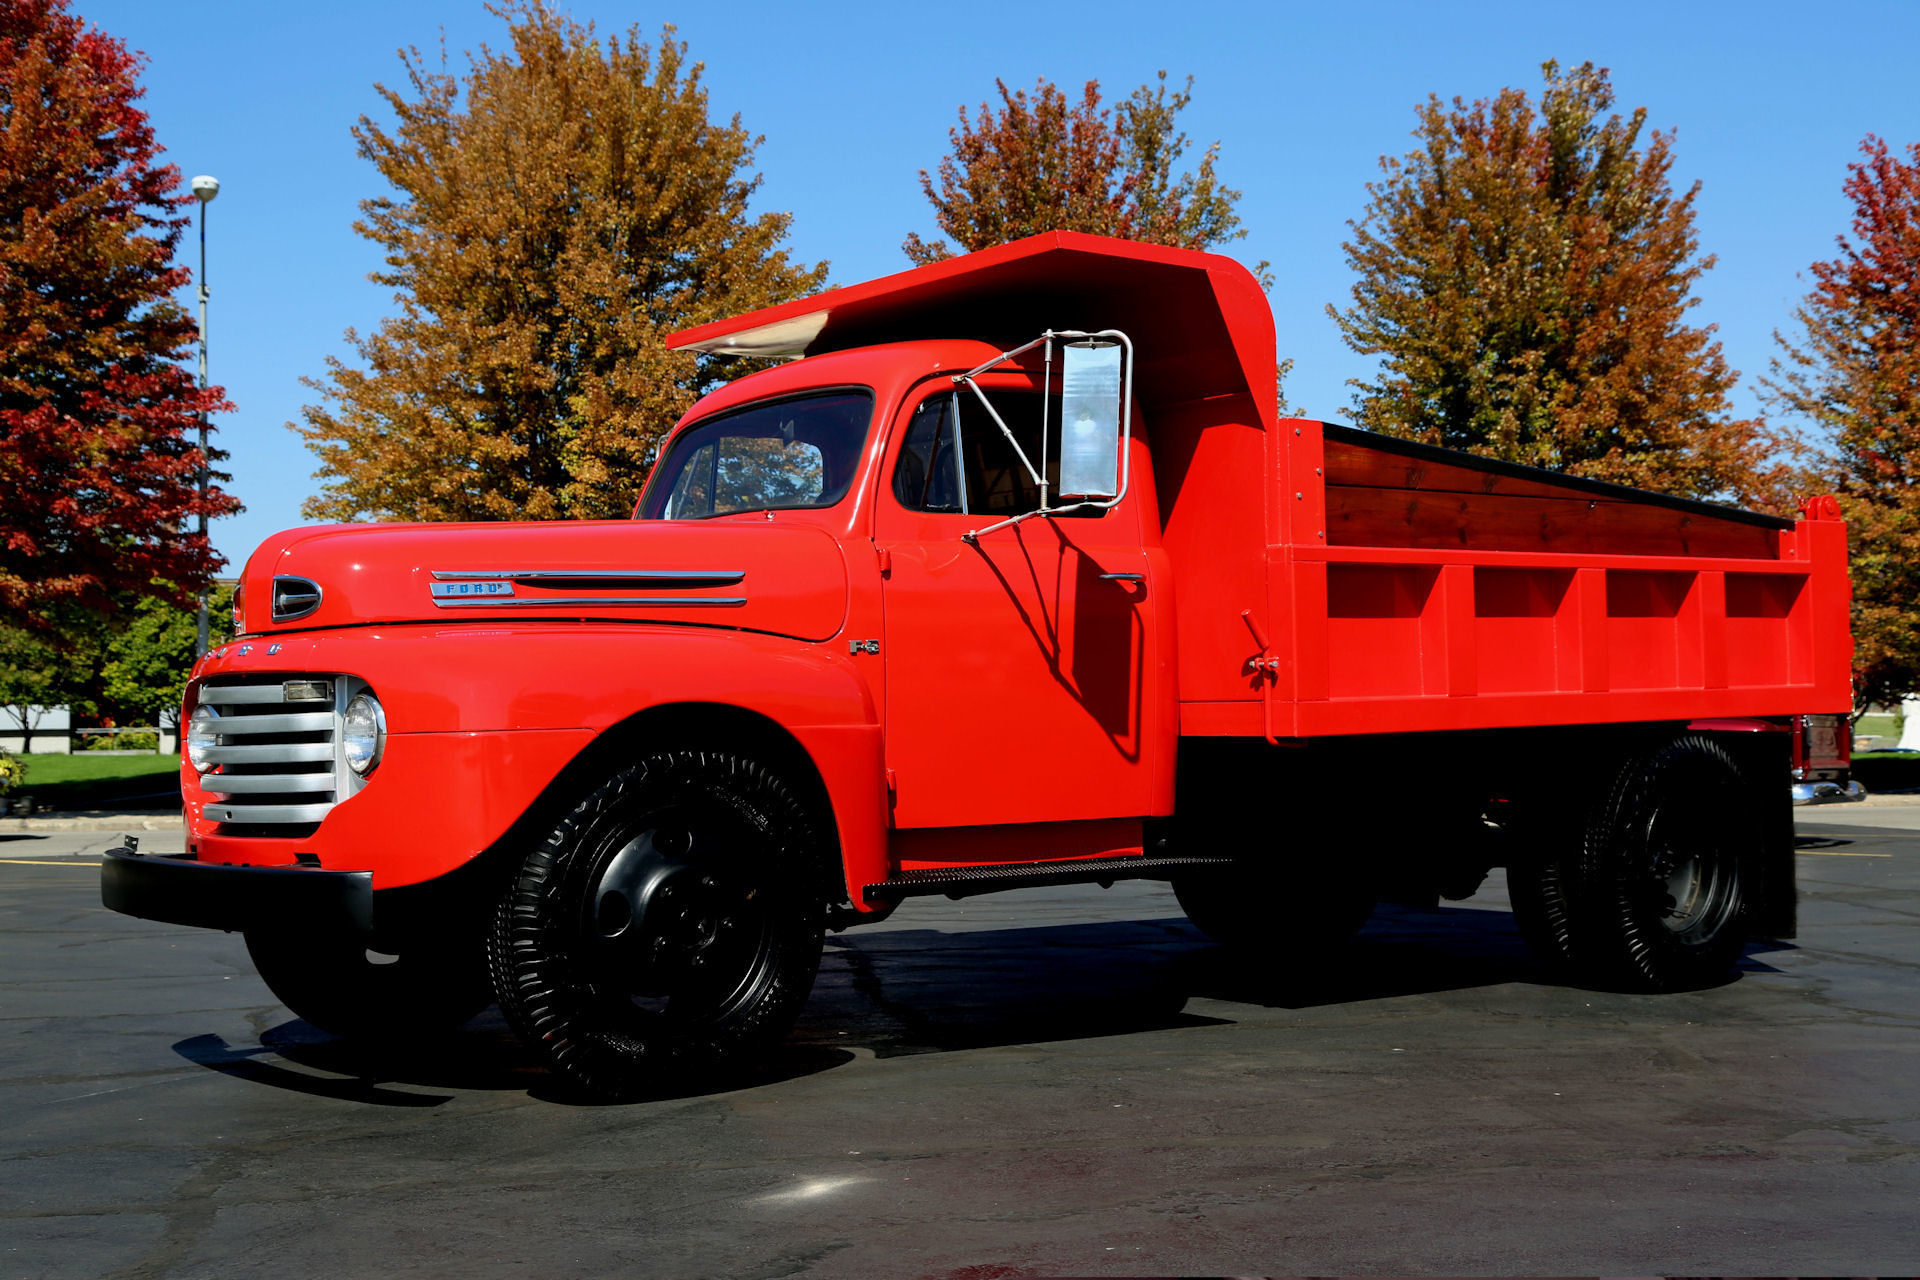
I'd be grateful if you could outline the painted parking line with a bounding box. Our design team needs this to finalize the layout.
[1795,849,1894,858]
[0,858,104,867]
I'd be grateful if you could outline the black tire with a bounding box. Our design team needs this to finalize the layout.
[489,750,825,1102]
[1172,858,1375,954]
[245,926,493,1040]
[1511,734,1755,991]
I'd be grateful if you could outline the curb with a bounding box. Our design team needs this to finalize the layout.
[0,811,183,833]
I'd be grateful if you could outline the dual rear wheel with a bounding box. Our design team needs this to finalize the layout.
[1509,734,1761,991]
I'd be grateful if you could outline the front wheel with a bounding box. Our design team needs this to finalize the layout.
[489,750,825,1102]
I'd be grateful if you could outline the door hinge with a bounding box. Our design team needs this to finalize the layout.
[875,546,893,576]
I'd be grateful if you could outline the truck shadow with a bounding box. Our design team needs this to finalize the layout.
[171,900,1778,1105]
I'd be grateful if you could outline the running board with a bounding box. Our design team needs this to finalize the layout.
[864,854,1234,903]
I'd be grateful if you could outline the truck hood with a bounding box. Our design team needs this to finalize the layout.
[236,520,848,643]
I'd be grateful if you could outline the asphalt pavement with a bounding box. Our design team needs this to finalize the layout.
[2,807,1915,1277]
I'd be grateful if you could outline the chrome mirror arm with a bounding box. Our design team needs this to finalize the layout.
[959,329,1133,545]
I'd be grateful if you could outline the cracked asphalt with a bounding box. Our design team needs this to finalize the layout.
[2,809,1916,1278]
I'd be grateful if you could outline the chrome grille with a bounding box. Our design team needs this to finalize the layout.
[195,675,359,831]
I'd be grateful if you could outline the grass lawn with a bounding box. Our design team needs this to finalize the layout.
[12,753,182,811]
[1854,712,1903,750]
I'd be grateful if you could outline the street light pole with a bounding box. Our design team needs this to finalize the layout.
[191,175,219,657]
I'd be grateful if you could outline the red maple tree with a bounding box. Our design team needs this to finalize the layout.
[1767,135,1920,708]
[0,0,238,622]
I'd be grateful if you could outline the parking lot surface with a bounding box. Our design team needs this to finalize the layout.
[2,810,1916,1278]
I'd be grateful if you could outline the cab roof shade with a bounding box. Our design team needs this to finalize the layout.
[666,231,1278,420]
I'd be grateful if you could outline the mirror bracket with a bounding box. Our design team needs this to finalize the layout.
[952,329,1133,544]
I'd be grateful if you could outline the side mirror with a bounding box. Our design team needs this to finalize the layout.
[1058,340,1123,499]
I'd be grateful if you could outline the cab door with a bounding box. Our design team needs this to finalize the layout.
[873,376,1160,831]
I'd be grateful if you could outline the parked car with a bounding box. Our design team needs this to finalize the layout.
[1792,713,1865,804]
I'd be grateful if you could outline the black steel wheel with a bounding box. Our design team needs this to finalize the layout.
[489,750,825,1102]
[1512,734,1756,991]
[245,926,492,1040]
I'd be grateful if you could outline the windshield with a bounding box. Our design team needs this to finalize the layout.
[640,390,873,520]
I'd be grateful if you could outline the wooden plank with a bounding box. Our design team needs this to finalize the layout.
[1326,485,1784,559]
[1324,437,1611,502]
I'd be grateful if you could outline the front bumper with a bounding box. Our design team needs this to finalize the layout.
[101,847,373,937]
[1791,778,1867,805]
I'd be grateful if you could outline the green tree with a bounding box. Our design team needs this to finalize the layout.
[98,584,233,724]
[296,4,826,522]
[1330,61,1775,502]
[1764,136,1920,708]
[0,626,62,752]
[904,72,1265,284]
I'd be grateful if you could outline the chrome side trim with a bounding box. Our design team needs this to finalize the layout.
[431,569,746,585]
[431,596,748,610]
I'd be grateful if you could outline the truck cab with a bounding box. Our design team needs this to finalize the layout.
[103,233,1854,1101]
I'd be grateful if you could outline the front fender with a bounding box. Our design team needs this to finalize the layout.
[184,624,882,895]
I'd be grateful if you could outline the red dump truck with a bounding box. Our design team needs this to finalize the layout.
[103,233,1853,1100]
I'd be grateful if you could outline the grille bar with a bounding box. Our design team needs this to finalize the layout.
[206,773,337,794]
[200,741,335,765]
[199,685,295,706]
[210,710,334,735]
[204,801,337,825]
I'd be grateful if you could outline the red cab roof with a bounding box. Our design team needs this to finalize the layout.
[668,232,1278,420]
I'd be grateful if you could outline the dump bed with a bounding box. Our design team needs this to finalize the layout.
[1237,421,1853,740]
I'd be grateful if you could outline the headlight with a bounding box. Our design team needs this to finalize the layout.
[186,704,219,773]
[342,693,386,776]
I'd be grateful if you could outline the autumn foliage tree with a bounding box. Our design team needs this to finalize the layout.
[1331,61,1773,502]
[0,0,237,621]
[1765,136,1920,708]
[904,72,1261,273]
[906,72,1291,406]
[297,4,827,523]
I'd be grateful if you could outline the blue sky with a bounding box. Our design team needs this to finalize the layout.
[83,0,1920,570]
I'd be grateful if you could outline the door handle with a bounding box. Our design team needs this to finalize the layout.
[1099,572,1145,582]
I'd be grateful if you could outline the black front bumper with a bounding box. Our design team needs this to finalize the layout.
[101,849,373,937]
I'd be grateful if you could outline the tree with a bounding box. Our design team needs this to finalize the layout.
[0,626,62,752]
[903,72,1264,282]
[0,0,238,622]
[1765,136,1920,709]
[98,582,233,724]
[296,4,827,523]
[1329,61,1775,503]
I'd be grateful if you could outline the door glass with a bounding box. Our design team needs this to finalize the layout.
[891,387,1101,518]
